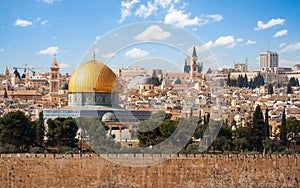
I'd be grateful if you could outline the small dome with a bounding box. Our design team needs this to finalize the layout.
[102,112,117,122]
[138,77,153,85]
[172,77,181,84]
[59,82,68,90]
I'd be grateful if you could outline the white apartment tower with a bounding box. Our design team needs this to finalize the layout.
[260,51,278,72]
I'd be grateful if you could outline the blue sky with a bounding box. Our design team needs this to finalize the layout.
[0,0,300,74]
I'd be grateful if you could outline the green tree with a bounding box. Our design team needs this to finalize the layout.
[46,117,78,149]
[0,111,36,152]
[280,108,287,146]
[232,127,251,151]
[137,118,178,147]
[77,116,120,153]
[212,126,232,152]
[250,105,265,152]
[286,116,300,138]
[286,116,300,150]
[253,73,265,88]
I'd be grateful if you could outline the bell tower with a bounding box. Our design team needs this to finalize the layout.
[190,46,198,77]
[50,55,60,103]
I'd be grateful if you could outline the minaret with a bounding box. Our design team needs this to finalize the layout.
[50,55,60,103]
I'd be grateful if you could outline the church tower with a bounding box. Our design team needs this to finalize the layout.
[50,56,60,103]
[4,66,10,78]
[190,46,198,77]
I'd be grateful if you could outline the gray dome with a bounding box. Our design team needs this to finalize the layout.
[138,77,153,85]
[172,78,181,84]
[102,112,117,122]
[59,82,68,90]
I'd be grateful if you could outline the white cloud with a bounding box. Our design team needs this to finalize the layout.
[215,36,237,48]
[124,48,149,58]
[273,29,288,38]
[37,46,60,55]
[237,38,244,42]
[164,7,200,27]
[41,20,48,25]
[280,42,300,53]
[279,43,286,48]
[0,48,4,53]
[155,0,177,8]
[118,0,223,28]
[193,41,214,53]
[206,14,223,22]
[14,18,32,27]
[37,0,61,4]
[35,17,48,26]
[101,52,116,59]
[134,25,171,41]
[135,1,158,18]
[59,63,69,68]
[193,36,241,52]
[280,59,299,66]
[255,18,285,30]
[246,40,256,45]
[95,35,101,40]
[197,14,223,26]
[119,0,140,23]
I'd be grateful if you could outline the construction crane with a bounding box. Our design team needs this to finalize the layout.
[13,64,47,79]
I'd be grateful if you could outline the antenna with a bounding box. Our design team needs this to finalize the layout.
[93,50,96,60]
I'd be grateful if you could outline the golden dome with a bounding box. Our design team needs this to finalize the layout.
[68,60,118,93]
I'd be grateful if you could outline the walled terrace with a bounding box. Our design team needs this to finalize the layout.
[0,153,299,187]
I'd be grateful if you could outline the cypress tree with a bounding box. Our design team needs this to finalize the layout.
[280,108,287,146]
[250,105,265,152]
[287,83,293,94]
[36,111,45,147]
[227,74,231,87]
[267,84,274,95]
[244,73,249,88]
[3,89,8,98]
[264,108,270,138]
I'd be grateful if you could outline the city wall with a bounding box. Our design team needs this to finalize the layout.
[0,154,299,187]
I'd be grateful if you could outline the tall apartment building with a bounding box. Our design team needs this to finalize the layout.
[260,51,278,72]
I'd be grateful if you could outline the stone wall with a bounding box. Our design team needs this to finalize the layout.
[0,154,299,187]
